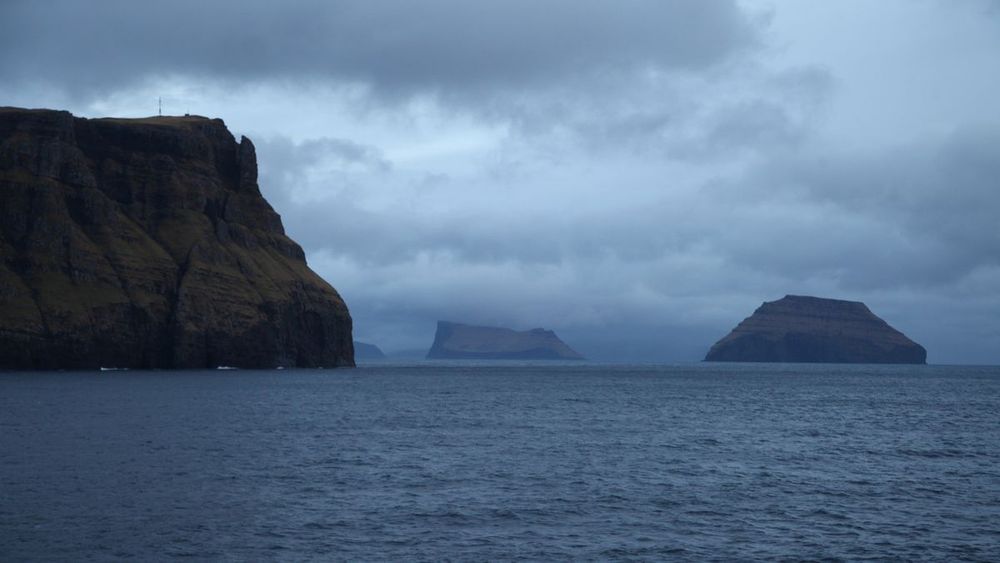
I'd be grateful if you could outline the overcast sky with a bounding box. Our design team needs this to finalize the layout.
[2,0,998,363]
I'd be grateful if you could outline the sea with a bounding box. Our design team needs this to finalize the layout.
[2,362,999,561]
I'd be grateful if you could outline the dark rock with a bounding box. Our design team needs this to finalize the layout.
[353,341,386,360]
[705,295,926,364]
[427,321,584,360]
[0,107,354,369]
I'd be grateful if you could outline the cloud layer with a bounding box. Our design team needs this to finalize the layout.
[0,0,756,98]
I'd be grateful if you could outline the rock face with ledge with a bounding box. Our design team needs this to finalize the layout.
[0,107,353,369]
[427,321,584,360]
[705,295,926,364]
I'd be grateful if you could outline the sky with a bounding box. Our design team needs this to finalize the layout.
[2,0,998,363]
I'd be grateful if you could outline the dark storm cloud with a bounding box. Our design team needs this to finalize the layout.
[0,0,757,99]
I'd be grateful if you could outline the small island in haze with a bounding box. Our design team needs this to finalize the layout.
[705,295,926,364]
[353,341,386,360]
[427,321,584,360]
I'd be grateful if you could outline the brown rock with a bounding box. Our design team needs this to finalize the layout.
[0,107,353,369]
[705,295,926,364]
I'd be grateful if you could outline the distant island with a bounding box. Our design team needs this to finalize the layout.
[0,107,354,369]
[427,321,584,360]
[705,295,926,364]
[353,341,386,360]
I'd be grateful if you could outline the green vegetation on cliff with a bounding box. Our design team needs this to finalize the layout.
[0,107,354,369]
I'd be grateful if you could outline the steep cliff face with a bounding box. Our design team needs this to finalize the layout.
[705,295,926,364]
[427,321,584,360]
[0,107,353,369]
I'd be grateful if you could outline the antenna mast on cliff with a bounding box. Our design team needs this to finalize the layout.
[158,97,162,117]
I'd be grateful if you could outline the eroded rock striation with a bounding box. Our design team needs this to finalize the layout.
[427,321,584,360]
[705,295,926,364]
[0,107,353,369]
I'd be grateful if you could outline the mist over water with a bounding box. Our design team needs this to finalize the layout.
[2,363,1000,560]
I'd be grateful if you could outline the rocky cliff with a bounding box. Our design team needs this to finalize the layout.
[427,321,584,360]
[705,295,926,364]
[0,107,353,369]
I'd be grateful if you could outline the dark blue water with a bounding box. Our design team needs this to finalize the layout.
[2,363,1000,560]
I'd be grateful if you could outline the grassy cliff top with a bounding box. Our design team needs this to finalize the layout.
[0,107,222,130]
[94,115,218,127]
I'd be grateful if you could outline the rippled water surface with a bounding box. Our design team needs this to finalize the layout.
[2,363,1000,560]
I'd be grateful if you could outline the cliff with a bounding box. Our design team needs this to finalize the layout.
[0,107,353,369]
[705,295,926,364]
[427,321,584,360]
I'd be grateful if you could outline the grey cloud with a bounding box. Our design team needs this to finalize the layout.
[255,135,391,217]
[705,125,1000,290]
[659,98,802,160]
[563,96,809,159]
[941,0,1000,16]
[809,128,1000,256]
[703,101,799,149]
[257,121,1000,293]
[256,138,670,268]
[259,136,390,178]
[668,66,833,159]
[0,0,758,100]
[496,64,834,159]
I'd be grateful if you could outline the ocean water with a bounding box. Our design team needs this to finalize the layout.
[2,363,999,561]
